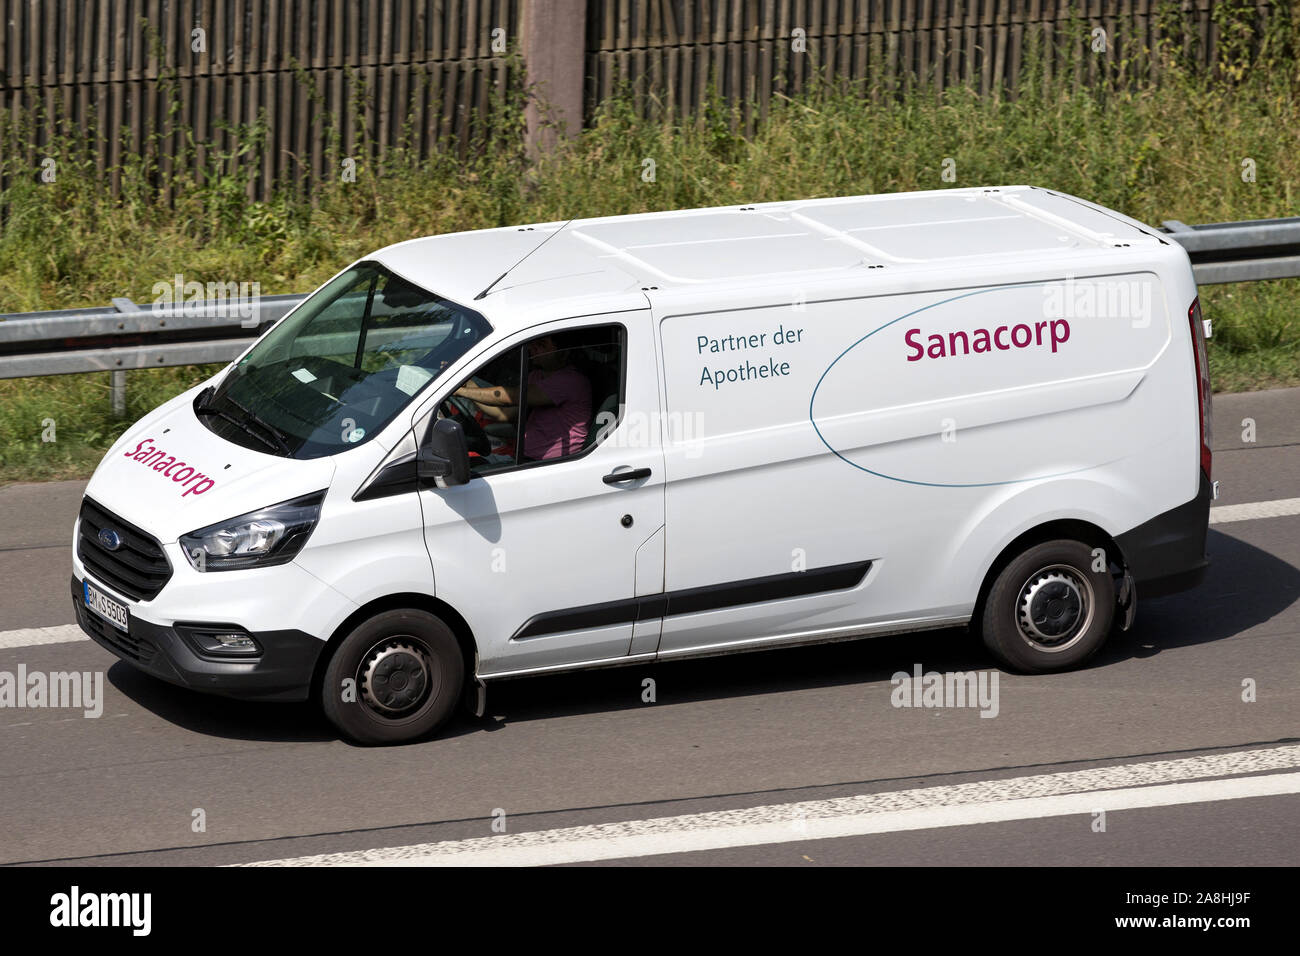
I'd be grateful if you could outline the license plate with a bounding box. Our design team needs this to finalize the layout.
[83,579,129,632]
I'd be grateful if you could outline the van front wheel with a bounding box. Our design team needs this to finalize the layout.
[980,540,1115,673]
[321,609,464,745]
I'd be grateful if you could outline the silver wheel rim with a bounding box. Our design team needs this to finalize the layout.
[1015,564,1094,653]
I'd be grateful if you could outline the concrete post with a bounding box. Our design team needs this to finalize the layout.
[521,0,587,154]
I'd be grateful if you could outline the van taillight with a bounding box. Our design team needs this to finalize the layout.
[1189,297,1212,479]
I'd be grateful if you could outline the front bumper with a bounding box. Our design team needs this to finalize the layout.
[71,575,325,702]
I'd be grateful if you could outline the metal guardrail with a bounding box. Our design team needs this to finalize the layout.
[1160,217,1300,283]
[0,217,1297,387]
[0,294,304,381]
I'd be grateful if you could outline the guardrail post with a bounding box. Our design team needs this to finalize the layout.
[109,297,139,417]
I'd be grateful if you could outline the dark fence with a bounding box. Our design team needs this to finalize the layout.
[585,1,1274,127]
[1,0,524,194]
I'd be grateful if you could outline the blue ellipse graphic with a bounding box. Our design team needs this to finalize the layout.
[807,283,1100,488]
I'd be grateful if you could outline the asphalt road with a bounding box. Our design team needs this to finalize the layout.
[0,388,1296,867]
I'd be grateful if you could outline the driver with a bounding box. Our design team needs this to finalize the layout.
[453,333,592,461]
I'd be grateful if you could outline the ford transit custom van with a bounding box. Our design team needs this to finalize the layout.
[72,186,1213,743]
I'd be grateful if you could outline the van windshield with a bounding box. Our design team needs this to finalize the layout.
[196,261,492,459]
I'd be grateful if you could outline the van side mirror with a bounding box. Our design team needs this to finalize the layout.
[418,418,471,486]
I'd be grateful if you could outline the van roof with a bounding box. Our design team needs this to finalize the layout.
[371,185,1166,331]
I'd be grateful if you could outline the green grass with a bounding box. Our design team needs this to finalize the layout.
[0,365,223,483]
[1200,280,1300,393]
[2,16,1299,485]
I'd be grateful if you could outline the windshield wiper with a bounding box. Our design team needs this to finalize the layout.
[195,388,291,454]
[195,401,285,454]
[220,394,293,455]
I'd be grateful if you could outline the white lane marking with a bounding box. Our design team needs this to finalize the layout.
[1210,497,1300,524]
[0,625,86,649]
[252,775,1300,867]
[0,713,130,731]
[240,745,1300,867]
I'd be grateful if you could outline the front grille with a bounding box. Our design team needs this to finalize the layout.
[75,601,157,664]
[77,497,173,601]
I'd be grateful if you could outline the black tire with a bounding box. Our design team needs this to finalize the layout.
[320,609,464,745]
[980,539,1115,673]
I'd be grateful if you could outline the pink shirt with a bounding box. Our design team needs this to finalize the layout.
[524,366,591,460]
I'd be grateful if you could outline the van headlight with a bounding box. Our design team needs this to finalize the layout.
[181,492,325,571]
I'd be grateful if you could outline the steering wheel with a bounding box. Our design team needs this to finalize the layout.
[439,398,492,457]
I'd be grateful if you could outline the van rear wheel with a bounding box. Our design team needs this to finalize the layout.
[321,609,464,745]
[980,540,1115,673]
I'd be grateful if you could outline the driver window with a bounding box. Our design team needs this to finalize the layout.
[443,324,625,476]
[444,344,525,474]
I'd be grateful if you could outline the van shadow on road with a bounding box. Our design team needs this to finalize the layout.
[1094,529,1300,664]
[104,529,1297,744]
[103,664,334,743]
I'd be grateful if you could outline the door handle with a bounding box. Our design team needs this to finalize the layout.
[603,467,652,485]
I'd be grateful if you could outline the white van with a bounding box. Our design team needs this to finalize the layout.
[72,186,1214,744]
